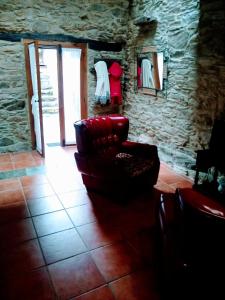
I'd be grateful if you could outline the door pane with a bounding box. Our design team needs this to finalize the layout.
[40,48,60,146]
[28,43,43,154]
[62,48,81,145]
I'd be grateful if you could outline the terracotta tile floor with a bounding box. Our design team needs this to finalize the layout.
[0,146,193,300]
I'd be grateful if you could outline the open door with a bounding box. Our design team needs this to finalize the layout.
[28,41,45,156]
[25,41,87,152]
[62,47,81,145]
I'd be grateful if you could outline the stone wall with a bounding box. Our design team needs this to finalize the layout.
[0,0,129,42]
[1,0,225,181]
[124,0,225,177]
[88,49,125,116]
[0,0,129,152]
[0,40,31,152]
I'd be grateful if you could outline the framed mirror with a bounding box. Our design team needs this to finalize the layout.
[136,46,167,96]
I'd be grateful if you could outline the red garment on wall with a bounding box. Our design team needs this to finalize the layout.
[108,62,123,105]
[137,66,142,88]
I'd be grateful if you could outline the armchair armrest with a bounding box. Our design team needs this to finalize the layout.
[195,149,210,155]
[121,140,158,158]
[195,149,214,170]
[74,152,115,177]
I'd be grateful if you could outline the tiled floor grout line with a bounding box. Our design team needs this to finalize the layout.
[65,257,149,300]
[0,212,154,263]
[20,172,133,267]
[0,149,195,299]
[69,282,107,300]
[67,283,118,300]
[56,186,137,299]
[26,206,64,218]
[50,180,104,254]
[0,166,46,181]
[19,179,59,299]
[54,188,112,290]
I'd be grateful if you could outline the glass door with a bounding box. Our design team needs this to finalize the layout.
[62,48,81,145]
[28,42,44,156]
[25,41,87,150]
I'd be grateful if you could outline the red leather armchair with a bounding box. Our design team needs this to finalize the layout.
[158,189,225,299]
[74,115,160,194]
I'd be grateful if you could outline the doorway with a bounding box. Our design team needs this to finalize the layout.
[24,41,87,157]
[39,47,60,147]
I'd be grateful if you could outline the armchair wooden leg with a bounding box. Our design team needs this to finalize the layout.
[194,169,199,187]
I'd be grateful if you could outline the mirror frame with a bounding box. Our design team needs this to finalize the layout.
[135,46,168,96]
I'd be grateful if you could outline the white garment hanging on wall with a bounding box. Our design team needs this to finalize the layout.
[141,59,154,89]
[94,60,110,104]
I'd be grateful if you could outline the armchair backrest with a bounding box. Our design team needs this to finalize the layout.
[209,119,225,153]
[74,115,129,155]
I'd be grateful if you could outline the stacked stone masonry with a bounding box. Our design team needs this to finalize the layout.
[123,0,225,176]
[0,41,31,152]
[0,0,129,153]
[0,0,225,179]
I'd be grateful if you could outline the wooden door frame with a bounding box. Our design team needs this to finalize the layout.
[56,45,65,146]
[24,40,45,156]
[80,43,88,119]
[23,40,88,149]
[35,41,45,156]
[24,43,36,149]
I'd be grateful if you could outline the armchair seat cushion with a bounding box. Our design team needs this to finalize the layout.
[114,152,154,178]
